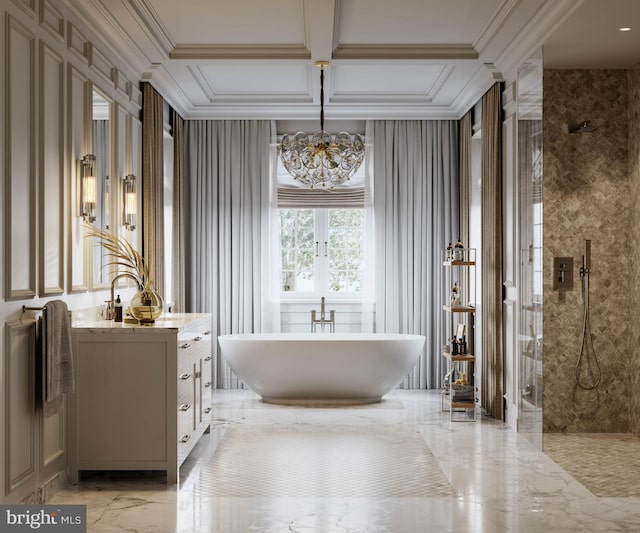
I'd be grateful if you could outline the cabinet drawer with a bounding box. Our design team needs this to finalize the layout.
[177,334,211,362]
[177,363,195,406]
[178,401,194,434]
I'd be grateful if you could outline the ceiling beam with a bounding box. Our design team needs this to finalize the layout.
[305,0,337,61]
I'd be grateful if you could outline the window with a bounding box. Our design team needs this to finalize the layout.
[279,208,366,298]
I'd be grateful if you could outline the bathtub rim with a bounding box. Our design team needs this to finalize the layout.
[218,332,426,342]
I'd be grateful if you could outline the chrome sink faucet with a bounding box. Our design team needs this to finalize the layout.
[105,273,140,320]
[311,296,335,332]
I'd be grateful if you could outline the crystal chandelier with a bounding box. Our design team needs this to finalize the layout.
[279,61,365,189]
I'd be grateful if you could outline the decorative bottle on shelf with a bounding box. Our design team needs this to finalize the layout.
[453,239,464,261]
[451,281,461,307]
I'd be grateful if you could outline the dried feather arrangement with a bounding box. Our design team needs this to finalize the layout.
[83,224,154,293]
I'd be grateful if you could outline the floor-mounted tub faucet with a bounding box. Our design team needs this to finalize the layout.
[311,296,335,332]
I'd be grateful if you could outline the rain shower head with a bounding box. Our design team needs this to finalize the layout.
[569,120,597,134]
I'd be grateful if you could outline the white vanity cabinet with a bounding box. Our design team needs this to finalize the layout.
[68,313,212,484]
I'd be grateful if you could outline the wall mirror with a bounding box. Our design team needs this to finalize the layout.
[90,87,112,289]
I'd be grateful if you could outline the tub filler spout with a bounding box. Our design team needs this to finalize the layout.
[311,296,335,332]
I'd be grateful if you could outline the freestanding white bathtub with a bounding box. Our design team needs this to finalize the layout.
[218,333,425,405]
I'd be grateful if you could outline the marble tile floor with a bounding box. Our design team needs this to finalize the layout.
[543,433,640,497]
[49,390,640,532]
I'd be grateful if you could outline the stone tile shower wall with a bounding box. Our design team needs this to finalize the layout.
[629,65,640,438]
[543,69,630,433]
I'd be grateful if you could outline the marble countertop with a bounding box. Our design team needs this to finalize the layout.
[72,312,211,333]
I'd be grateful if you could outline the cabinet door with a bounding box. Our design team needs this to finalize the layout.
[74,336,170,463]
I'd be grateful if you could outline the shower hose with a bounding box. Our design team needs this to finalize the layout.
[575,267,601,390]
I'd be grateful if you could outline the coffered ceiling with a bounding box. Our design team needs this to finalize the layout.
[63,0,640,120]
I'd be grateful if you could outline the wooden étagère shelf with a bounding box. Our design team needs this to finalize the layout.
[442,305,475,313]
[442,347,475,362]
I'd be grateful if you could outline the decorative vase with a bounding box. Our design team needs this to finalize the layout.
[129,289,163,324]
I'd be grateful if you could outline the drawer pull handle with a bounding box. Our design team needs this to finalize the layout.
[179,372,191,380]
[204,407,212,414]
[193,336,202,342]
[204,381,212,388]
[179,403,191,412]
[179,434,190,443]
[203,330,211,335]
[180,342,191,349]
[204,355,212,361]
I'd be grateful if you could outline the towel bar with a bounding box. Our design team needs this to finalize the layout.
[22,305,45,312]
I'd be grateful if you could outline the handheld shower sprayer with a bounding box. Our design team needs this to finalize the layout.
[576,239,601,390]
[582,239,591,275]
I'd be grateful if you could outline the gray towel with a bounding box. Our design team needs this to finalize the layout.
[43,300,75,417]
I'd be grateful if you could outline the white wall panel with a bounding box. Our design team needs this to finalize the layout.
[39,43,64,295]
[67,65,89,292]
[4,321,36,499]
[87,41,113,86]
[5,15,36,300]
[38,0,64,42]
[41,407,64,471]
[10,0,36,17]
[66,20,88,62]
[1,0,146,505]
[114,68,130,100]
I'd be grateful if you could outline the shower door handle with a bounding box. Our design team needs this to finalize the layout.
[324,241,328,257]
[315,241,319,257]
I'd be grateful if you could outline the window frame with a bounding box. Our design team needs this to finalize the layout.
[278,207,367,301]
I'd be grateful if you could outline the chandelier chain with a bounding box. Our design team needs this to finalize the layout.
[320,65,325,132]
[278,61,365,189]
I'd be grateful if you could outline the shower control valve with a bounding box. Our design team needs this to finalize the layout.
[553,257,574,290]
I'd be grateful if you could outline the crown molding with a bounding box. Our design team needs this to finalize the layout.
[180,102,461,120]
[494,0,585,82]
[169,44,311,60]
[450,63,503,118]
[331,44,478,61]
[473,0,519,55]
[127,0,175,56]
[141,64,192,118]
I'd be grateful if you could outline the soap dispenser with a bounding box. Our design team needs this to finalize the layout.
[114,295,123,323]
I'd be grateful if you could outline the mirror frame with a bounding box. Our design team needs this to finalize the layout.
[87,82,115,290]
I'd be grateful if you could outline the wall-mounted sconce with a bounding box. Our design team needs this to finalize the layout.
[122,174,137,231]
[80,154,97,223]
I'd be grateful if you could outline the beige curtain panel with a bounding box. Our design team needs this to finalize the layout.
[142,82,165,298]
[480,83,504,420]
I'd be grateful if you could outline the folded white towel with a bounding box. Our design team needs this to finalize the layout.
[43,300,75,417]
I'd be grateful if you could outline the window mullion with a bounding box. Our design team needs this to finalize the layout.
[316,209,328,297]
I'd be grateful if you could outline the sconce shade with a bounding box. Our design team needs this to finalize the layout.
[80,154,97,223]
[122,174,137,230]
